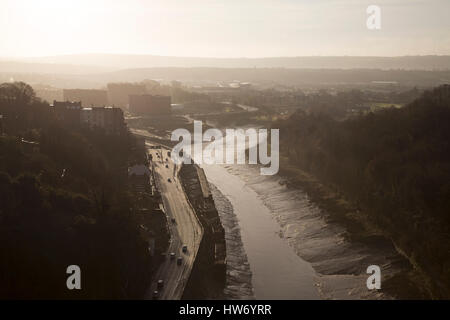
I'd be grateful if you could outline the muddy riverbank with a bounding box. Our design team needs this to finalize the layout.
[210,184,255,299]
[231,158,425,298]
[277,157,429,299]
[132,123,419,299]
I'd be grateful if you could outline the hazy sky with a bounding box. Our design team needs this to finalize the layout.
[1,0,449,58]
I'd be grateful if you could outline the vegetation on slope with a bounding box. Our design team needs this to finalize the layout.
[276,85,450,298]
[0,82,153,299]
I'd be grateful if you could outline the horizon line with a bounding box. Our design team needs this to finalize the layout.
[5,53,450,60]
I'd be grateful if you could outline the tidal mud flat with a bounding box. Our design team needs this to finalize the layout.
[135,127,411,299]
[210,184,255,299]
[218,163,411,299]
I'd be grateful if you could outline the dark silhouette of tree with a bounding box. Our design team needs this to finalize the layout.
[0,82,36,106]
[276,85,450,298]
[0,82,153,299]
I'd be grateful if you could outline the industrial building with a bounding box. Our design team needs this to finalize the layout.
[129,94,171,115]
[107,82,147,109]
[63,89,108,107]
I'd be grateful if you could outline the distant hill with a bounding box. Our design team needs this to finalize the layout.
[2,55,450,89]
[96,68,450,88]
[1,67,449,90]
[0,60,115,75]
[17,54,450,70]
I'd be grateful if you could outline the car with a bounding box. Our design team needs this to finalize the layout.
[171,218,176,224]
[157,280,164,289]
[167,178,171,183]
[170,252,175,260]
[182,245,188,253]
[165,164,169,168]
[177,257,183,265]
[152,290,159,300]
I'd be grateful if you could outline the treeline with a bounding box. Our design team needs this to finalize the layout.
[0,82,151,299]
[232,87,422,119]
[276,85,450,298]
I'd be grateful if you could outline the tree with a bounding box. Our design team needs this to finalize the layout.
[0,82,36,107]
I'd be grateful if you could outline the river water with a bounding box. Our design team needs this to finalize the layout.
[134,112,406,299]
[185,130,407,300]
[204,160,409,300]
[205,164,319,299]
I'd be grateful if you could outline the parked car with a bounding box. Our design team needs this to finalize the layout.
[157,280,164,289]
[152,290,159,299]
[170,252,175,260]
[167,178,171,183]
[177,257,183,265]
[182,245,188,253]
[171,218,176,224]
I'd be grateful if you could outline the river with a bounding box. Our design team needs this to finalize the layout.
[190,133,405,300]
[205,164,319,299]
[136,115,405,299]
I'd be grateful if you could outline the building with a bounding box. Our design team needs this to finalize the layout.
[52,100,125,134]
[52,100,82,127]
[63,89,108,107]
[81,107,125,134]
[34,85,63,103]
[107,82,146,109]
[129,94,171,115]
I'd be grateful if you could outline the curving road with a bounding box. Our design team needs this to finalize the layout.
[145,145,203,300]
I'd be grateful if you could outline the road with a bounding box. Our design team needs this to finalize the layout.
[145,144,203,300]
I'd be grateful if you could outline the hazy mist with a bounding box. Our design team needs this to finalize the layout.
[1,0,449,58]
